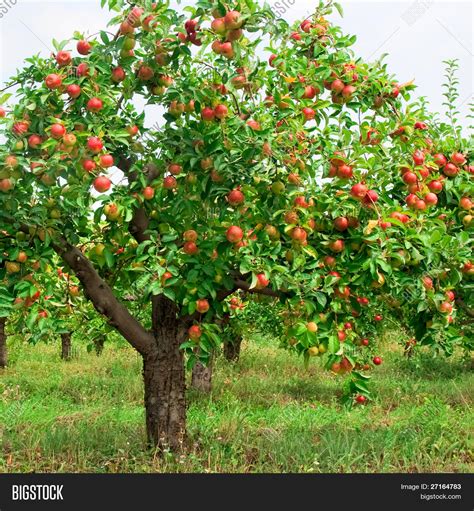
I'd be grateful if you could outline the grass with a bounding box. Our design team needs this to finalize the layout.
[0,333,472,473]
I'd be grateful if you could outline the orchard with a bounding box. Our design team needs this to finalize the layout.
[0,0,472,459]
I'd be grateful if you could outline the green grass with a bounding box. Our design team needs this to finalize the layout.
[0,334,472,473]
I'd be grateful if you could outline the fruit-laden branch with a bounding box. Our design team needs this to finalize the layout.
[53,240,154,355]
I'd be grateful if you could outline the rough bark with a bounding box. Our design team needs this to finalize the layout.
[224,336,242,362]
[191,354,214,393]
[143,295,187,451]
[0,317,7,369]
[61,332,72,361]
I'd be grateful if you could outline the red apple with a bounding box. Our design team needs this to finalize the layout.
[77,40,91,55]
[93,175,111,193]
[226,225,243,243]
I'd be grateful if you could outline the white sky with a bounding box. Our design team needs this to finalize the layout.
[0,0,472,128]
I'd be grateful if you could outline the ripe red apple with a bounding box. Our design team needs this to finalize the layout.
[337,164,353,179]
[355,395,366,404]
[451,152,466,165]
[77,40,91,55]
[12,121,29,135]
[56,50,72,67]
[227,188,245,206]
[82,159,96,172]
[188,325,202,341]
[66,84,81,98]
[99,154,114,168]
[337,330,346,342]
[443,163,458,177]
[460,197,473,210]
[303,85,317,99]
[415,199,427,210]
[412,149,425,166]
[290,227,307,243]
[226,225,243,243]
[93,175,112,193]
[111,66,126,83]
[374,314,383,322]
[138,65,154,81]
[433,153,447,167]
[0,106,5,117]
[424,193,438,206]
[402,171,417,185]
[373,356,382,365]
[247,120,261,131]
[256,273,269,289]
[76,63,89,77]
[183,241,199,255]
[445,290,455,302]
[422,276,433,290]
[329,239,344,253]
[427,180,443,193]
[168,163,182,175]
[302,107,315,121]
[363,190,378,206]
[214,104,229,119]
[163,176,177,189]
[87,137,104,153]
[333,217,348,231]
[45,73,62,89]
[330,79,344,93]
[127,125,139,137]
[341,85,356,99]
[201,107,215,122]
[224,10,243,29]
[28,134,42,149]
[220,42,234,59]
[361,338,369,346]
[50,123,66,139]
[211,17,226,34]
[196,299,210,313]
[183,230,198,242]
[87,97,103,112]
[142,186,154,200]
[350,182,368,200]
[438,301,453,314]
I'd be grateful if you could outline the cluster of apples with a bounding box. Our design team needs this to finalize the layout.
[402,149,467,211]
[210,10,244,59]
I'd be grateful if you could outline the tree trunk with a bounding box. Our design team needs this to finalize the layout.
[0,317,7,369]
[61,332,72,361]
[143,295,187,451]
[224,336,242,362]
[191,354,214,393]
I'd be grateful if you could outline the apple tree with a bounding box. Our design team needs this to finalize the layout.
[0,0,472,450]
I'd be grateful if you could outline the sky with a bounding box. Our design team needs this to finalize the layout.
[0,0,472,128]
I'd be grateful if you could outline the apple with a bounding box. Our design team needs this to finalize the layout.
[56,50,72,67]
[87,97,103,112]
[0,179,14,192]
[16,251,28,263]
[12,121,29,136]
[211,17,226,34]
[99,154,114,168]
[422,276,433,290]
[355,395,367,404]
[0,106,6,117]
[183,241,198,255]
[188,325,202,341]
[363,190,379,206]
[227,188,245,206]
[161,271,173,285]
[87,137,104,153]
[303,85,318,99]
[138,65,154,81]
[168,163,182,175]
[329,239,344,253]
[76,63,89,77]
[302,107,315,122]
[220,42,234,59]
[443,163,458,177]
[163,176,177,189]
[247,120,261,131]
[142,186,155,200]
[330,79,344,93]
[104,203,120,220]
[341,85,356,99]
[185,19,198,33]
[373,356,382,365]
[424,193,438,206]
[201,107,215,122]
[333,217,348,231]
[350,182,368,200]
[412,149,425,166]
[291,227,307,243]
[445,290,455,302]
[306,322,318,333]
[45,74,62,89]
[337,330,346,342]
[402,171,417,185]
[451,152,466,165]
[427,180,443,193]
[28,134,42,149]
[459,197,473,210]
[438,301,453,314]
[226,225,243,243]
[214,104,228,119]
[196,299,210,313]
[82,159,96,172]
[256,273,269,289]
[361,338,369,346]
[50,123,66,139]
[66,84,81,98]
[374,314,383,322]
[183,230,198,242]
[111,66,126,83]
[77,40,91,55]
[433,153,447,167]
[225,10,243,29]
[93,175,112,193]
[415,199,426,210]
[127,125,139,137]
[336,164,353,179]
[63,134,77,147]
